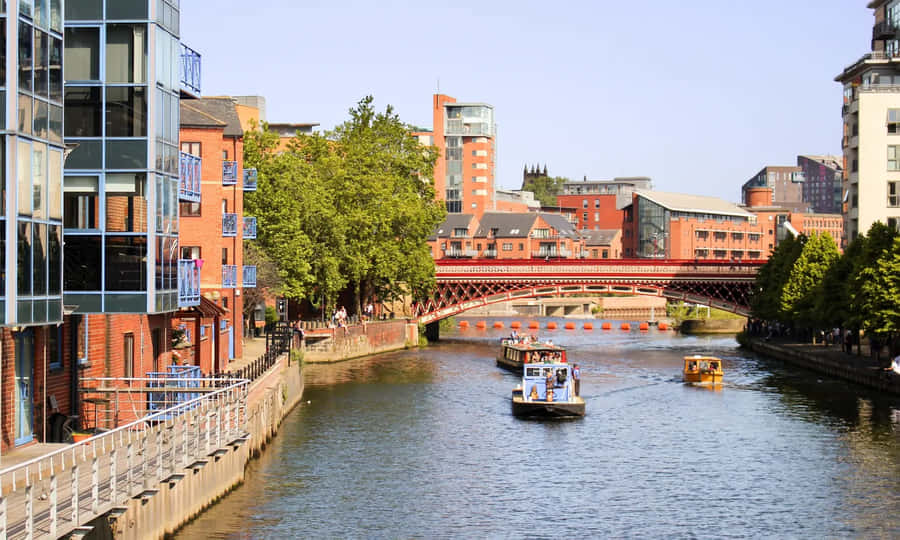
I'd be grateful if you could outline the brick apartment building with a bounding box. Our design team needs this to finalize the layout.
[556,177,653,231]
[430,213,583,260]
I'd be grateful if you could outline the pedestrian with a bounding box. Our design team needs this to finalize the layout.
[572,364,581,397]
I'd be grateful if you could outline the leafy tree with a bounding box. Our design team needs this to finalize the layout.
[855,237,900,341]
[781,232,839,332]
[815,236,862,331]
[750,234,804,321]
[522,175,570,207]
[242,242,285,335]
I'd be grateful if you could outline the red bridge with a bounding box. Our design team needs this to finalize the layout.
[415,259,762,325]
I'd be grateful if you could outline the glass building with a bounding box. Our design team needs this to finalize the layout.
[1,1,66,327]
[63,0,182,314]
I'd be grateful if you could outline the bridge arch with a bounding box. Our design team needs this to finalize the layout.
[416,280,751,326]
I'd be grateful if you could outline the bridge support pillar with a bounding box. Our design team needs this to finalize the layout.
[424,322,440,342]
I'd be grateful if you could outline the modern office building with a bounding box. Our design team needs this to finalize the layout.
[741,166,808,213]
[431,94,496,216]
[557,177,652,231]
[798,155,843,214]
[835,0,900,241]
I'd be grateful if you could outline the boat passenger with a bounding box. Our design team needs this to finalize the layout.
[688,361,697,371]
[529,386,539,400]
[572,364,581,396]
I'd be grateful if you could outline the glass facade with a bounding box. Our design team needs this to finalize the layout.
[63,0,181,314]
[1,2,65,326]
[636,197,669,258]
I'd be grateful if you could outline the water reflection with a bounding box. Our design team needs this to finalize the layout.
[176,318,900,539]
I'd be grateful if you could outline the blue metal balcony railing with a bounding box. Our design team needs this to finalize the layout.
[223,265,238,288]
[222,213,238,237]
[180,43,202,96]
[243,168,258,191]
[179,152,201,202]
[177,259,201,307]
[243,265,257,288]
[243,217,257,239]
[223,161,239,185]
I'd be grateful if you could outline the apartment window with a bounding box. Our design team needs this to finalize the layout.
[890,110,900,134]
[582,212,588,222]
[63,176,98,229]
[222,247,228,265]
[179,202,200,217]
[64,86,102,137]
[582,199,588,208]
[452,227,468,237]
[106,24,147,83]
[890,182,900,207]
[602,249,609,259]
[695,231,708,240]
[594,199,600,208]
[502,243,513,251]
[890,146,900,171]
[106,86,147,136]
[181,142,200,156]
[222,150,229,160]
[181,246,200,259]
[124,333,134,378]
[594,212,599,221]
[519,243,524,250]
[48,326,62,371]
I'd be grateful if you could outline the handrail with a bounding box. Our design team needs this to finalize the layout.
[0,378,248,477]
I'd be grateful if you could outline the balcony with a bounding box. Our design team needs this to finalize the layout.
[873,20,899,41]
[179,152,201,202]
[223,161,239,185]
[243,168,258,191]
[243,265,257,288]
[482,249,497,258]
[222,213,238,237]
[444,248,477,258]
[178,259,201,307]
[532,249,572,258]
[180,43,202,97]
[243,217,257,239]
[222,265,238,288]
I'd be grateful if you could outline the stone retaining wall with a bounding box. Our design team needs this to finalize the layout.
[304,320,417,363]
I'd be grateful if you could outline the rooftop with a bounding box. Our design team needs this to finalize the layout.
[581,229,621,246]
[635,190,754,219]
[180,97,244,137]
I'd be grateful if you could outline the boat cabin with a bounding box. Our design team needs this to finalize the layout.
[501,341,567,365]
[522,363,573,402]
[683,355,724,384]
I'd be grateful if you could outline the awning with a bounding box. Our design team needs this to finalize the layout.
[175,296,228,318]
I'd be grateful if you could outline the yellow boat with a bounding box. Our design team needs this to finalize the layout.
[683,355,723,385]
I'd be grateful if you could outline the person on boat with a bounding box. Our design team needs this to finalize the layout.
[545,369,555,398]
[529,385,539,400]
[688,360,697,371]
[709,361,719,371]
[572,364,581,396]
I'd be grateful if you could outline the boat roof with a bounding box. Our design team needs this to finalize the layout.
[505,341,564,351]
[684,355,721,360]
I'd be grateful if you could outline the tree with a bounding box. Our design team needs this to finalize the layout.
[815,236,862,331]
[780,232,840,333]
[242,243,285,336]
[750,234,804,321]
[522,176,569,207]
[855,237,900,344]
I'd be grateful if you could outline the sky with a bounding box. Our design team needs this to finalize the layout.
[181,0,872,203]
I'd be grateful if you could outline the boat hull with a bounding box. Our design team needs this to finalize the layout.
[683,372,723,385]
[511,396,585,418]
[496,355,524,373]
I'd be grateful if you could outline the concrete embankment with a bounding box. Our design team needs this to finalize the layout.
[303,319,419,363]
[680,318,746,334]
[742,337,900,396]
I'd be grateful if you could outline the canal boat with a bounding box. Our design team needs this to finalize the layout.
[683,355,723,385]
[497,338,567,373]
[512,362,585,418]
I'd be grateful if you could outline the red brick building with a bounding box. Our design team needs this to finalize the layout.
[429,212,584,260]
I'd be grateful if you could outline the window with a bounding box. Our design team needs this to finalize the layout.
[179,202,200,217]
[518,243,524,250]
[106,0,148,19]
[502,243,513,251]
[890,146,900,171]
[77,315,90,365]
[64,86,101,137]
[106,24,146,83]
[48,326,62,370]
[124,333,134,377]
[181,246,200,259]
[602,249,609,259]
[19,22,32,92]
[106,86,146,136]
[695,230,708,240]
[594,199,599,208]
[221,247,228,264]
[890,181,900,207]
[452,227,468,237]
[889,110,900,134]
[181,142,200,157]
[582,212,588,222]
[105,236,147,291]
[582,199,588,208]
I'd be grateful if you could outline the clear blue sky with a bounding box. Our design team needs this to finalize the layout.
[182,0,872,203]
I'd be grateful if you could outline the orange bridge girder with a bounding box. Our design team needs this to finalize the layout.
[415,259,762,325]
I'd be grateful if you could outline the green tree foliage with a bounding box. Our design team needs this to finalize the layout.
[522,176,569,207]
[855,237,900,339]
[242,242,285,333]
[750,234,804,321]
[815,236,861,330]
[780,232,839,329]
[244,96,445,313]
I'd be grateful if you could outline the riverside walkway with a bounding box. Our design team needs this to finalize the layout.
[743,336,900,396]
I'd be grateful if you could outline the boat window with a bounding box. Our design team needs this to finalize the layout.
[526,367,541,377]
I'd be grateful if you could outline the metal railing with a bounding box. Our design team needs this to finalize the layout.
[243,168,258,191]
[180,43,202,96]
[242,265,257,288]
[444,248,477,258]
[243,217,257,239]
[222,161,239,185]
[222,265,238,288]
[222,323,293,382]
[0,377,248,539]
[222,213,238,237]
[179,152,201,202]
[178,259,201,307]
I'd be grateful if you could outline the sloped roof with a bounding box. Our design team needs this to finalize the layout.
[581,229,621,246]
[635,190,753,218]
[430,214,476,240]
[537,212,579,238]
[180,97,244,137]
[474,213,538,238]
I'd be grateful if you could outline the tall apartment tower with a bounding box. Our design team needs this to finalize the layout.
[63,0,186,314]
[431,94,496,216]
[835,0,900,242]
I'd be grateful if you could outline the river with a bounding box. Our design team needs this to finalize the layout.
[176,318,900,539]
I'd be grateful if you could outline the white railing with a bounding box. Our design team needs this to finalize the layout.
[0,378,249,539]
